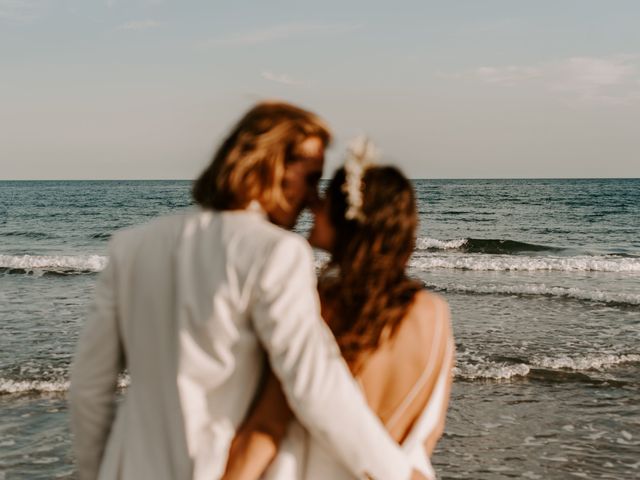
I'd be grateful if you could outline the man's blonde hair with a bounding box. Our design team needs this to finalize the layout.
[193,101,331,211]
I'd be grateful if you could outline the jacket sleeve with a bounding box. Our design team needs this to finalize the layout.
[69,240,124,480]
[250,234,413,480]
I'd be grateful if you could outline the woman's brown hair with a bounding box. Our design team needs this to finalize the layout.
[193,101,331,211]
[320,166,423,370]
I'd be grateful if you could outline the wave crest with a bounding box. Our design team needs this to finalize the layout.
[454,363,530,380]
[416,237,468,250]
[415,237,562,254]
[424,282,640,306]
[534,354,640,371]
[0,254,107,275]
[455,353,640,381]
[410,255,640,272]
[0,375,130,394]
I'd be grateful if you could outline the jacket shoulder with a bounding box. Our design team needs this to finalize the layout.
[219,210,310,253]
[107,210,190,254]
[249,218,312,261]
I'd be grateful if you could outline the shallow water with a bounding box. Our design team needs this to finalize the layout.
[1,179,639,479]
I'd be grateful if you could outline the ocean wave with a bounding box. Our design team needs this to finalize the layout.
[424,282,640,306]
[454,363,531,380]
[463,238,562,254]
[415,237,562,254]
[454,353,640,381]
[533,354,640,371]
[0,375,130,394]
[0,379,70,394]
[409,254,640,272]
[0,254,107,275]
[416,237,468,250]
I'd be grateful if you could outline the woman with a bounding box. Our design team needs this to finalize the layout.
[223,139,455,480]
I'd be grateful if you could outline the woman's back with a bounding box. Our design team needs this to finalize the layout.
[352,291,453,446]
[269,290,455,480]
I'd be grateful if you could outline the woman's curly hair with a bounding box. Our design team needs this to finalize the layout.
[320,165,423,371]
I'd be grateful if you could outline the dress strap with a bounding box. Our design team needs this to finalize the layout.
[401,333,454,453]
[384,297,444,431]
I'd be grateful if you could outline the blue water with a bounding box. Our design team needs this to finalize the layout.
[1,179,639,479]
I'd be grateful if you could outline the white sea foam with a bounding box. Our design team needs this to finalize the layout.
[0,379,71,393]
[423,282,640,305]
[533,354,640,371]
[454,353,640,380]
[409,254,640,272]
[4,250,638,275]
[454,362,531,380]
[415,237,468,250]
[0,375,130,394]
[0,254,107,273]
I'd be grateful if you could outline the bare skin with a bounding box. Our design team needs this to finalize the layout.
[222,289,454,480]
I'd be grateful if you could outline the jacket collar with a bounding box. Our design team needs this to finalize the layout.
[245,200,267,218]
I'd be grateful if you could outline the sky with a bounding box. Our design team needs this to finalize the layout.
[1,0,640,179]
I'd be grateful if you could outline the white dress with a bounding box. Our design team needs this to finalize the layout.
[262,300,454,480]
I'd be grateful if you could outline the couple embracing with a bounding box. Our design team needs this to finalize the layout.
[70,101,455,480]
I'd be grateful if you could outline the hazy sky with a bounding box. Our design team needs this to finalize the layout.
[1,0,639,179]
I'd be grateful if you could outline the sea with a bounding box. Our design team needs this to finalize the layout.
[1,179,639,479]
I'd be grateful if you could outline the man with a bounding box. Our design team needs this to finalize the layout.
[70,101,425,479]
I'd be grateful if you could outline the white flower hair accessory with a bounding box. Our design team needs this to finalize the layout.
[342,135,379,222]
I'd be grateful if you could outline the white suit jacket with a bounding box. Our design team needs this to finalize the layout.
[70,206,414,480]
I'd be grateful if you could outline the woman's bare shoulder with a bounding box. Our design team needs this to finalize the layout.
[403,290,451,343]
[410,290,450,319]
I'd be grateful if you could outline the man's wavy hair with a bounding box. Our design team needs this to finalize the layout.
[193,101,331,211]
[320,166,423,370]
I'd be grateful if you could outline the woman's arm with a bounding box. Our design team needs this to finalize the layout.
[221,370,293,480]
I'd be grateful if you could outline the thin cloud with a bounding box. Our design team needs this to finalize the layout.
[117,19,163,30]
[550,56,637,99]
[261,71,303,86]
[204,22,363,47]
[475,66,541,86]
[460,54,640,106]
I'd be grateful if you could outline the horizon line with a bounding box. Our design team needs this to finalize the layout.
[1,177,639,182]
